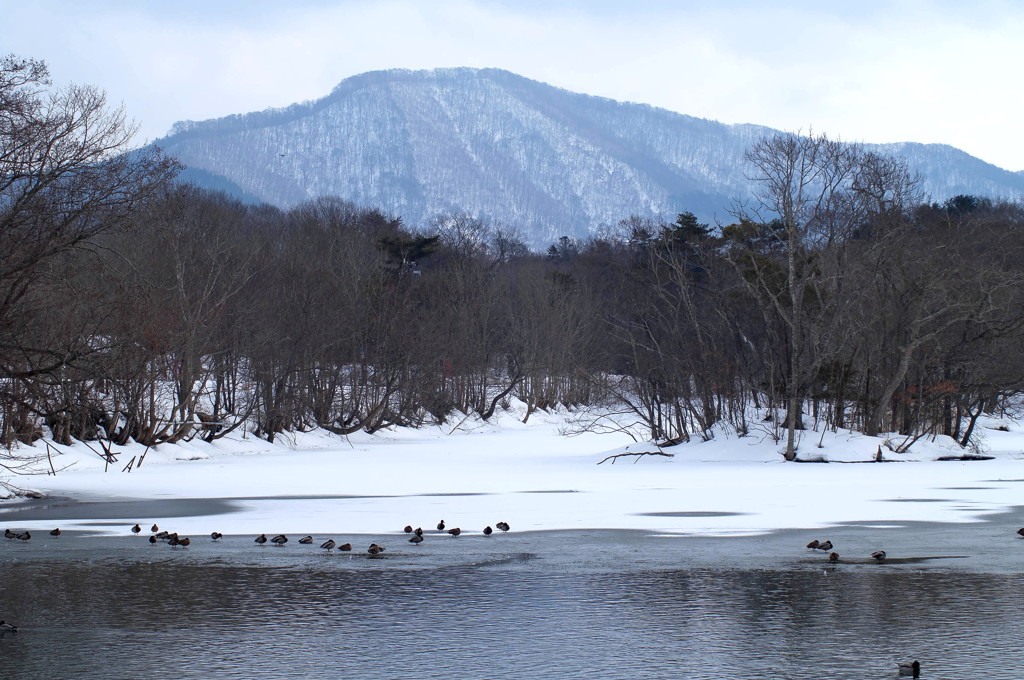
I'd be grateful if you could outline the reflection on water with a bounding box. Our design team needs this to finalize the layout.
[2,536,1024,680]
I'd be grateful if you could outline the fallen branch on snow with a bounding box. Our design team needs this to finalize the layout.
[597,451,674,465]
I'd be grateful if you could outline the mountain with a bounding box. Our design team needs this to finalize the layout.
[155,68,1024,249]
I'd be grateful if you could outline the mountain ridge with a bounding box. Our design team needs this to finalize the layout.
[155,67,1024,248]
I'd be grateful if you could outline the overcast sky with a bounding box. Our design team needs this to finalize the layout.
[2,0,1021,171]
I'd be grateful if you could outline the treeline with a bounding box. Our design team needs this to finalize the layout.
[12,182,1024,454]
[4,55,1024,456]
[5,189,606,447]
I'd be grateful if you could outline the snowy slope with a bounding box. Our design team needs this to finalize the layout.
[156,68,1024,249]
[4,402,1023,540]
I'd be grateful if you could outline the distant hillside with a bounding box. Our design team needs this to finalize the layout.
[155,68,1024,248]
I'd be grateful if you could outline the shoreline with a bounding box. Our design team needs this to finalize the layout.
[2,499,1022,574]
[1,407,1023,563]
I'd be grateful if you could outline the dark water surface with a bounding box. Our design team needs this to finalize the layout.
[2,524,1024,680]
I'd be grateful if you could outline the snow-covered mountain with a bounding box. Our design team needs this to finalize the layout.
[157,68,1024,248]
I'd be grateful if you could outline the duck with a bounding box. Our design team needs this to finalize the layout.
[298,536,313,544]
[414,527,423,537]
[871,550,887,561]
[16,531,30,542]
[1017,527,1024,537]
[210,532,223,541]
[270,534,288,546]
[154,530,170,540]
[4,529,16,539]
[368,543,385,556]
[320,539,336,552]
[806,539,820,549]
[404,525,413,534]
[255,533,268,546]
[168,535,180,547]
[496,521,510,532]
[447,527,461,537]
[817,540,833,551]
[0,620,17,633]
[828,552,839,563]
[437,520,446,531]
[131,524,141,535]
[49,528,60,537]
[151,524,159,533]
[339,543,352,551]
[483,526,493,536]
[149,535,157,544]
[178,537,191,548]
[897,660,921,677]
[409,534,424,545]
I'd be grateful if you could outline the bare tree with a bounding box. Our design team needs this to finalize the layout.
[0,55,176,376]
[735,132,918,459]
[0,56,175,464]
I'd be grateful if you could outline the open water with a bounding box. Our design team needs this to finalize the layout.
[2,501,1024,679]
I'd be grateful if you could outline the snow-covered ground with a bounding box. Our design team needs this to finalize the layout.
[2,402,1023,539]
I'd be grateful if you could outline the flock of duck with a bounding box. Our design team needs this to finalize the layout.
[809,528,1024,568]
[805,537,887,564]
[4,519,512,555]
[0,520,510,637]
[130,519,513,556]
[3,528,60,541]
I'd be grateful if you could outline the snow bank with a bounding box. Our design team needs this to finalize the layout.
[1,402,1022,538]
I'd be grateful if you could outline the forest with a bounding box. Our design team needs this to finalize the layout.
[4,55,1024,460]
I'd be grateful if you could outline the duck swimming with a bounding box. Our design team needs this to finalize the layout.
[897,660,920,677]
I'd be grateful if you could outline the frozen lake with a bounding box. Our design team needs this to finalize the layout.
[5,409,1024,678]
[3,503,1024,679]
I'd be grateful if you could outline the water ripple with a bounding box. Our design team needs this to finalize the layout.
[2,538,1024,679]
